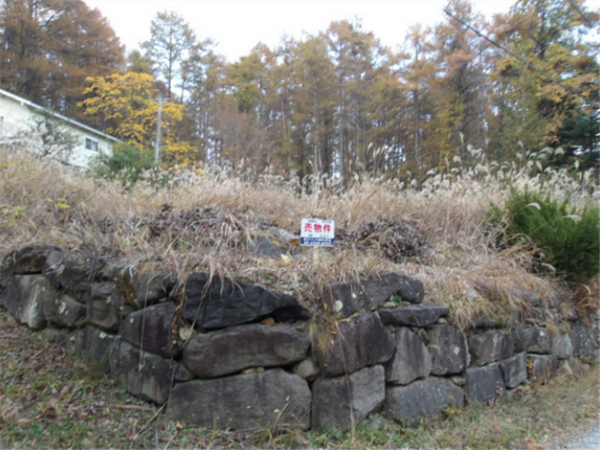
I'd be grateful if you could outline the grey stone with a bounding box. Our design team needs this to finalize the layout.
[386,327,432,385]
[109,338,173,405]
[121,269,176,309]
[518,327,552,354]
[41,250,67,289]
[552,333,573,360]
[469,330,514,366]
[427,325,469,375]
[120,302,182,358]
[384,377,464,427]
[527,354,559,384]
[68,325,117,372]
[173,362,195,382]
[379,304,449,327]
[312,365,385,431]
[322,272,425,318]
[3,245,62,274]
[1,275,53,329]
[166,369,311,430]
[183,272,310,330]
[42,293,86,328]
[57,253,102,294]
[293,358,320,381]
[40,327,71,345]
[252,236,283,260]
[498,352,527,389]
[465,366,506,404]
[314,312,395,377]
[87,282,132,332]
[570,323,598,361]
[183,324,310,378]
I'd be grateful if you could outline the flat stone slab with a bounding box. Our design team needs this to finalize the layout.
[183,272,310,330]
[121,302,182,358]
[183,323,310,378]
[3,245,62,274]
[379,304,449,327]
[88,282,132,332]
[322,272,425,317]
[109,338,173,405]
[427,325,469,375]
[570,323,598,361]
[386,327,432,385]
[552,334,573,360]
[166,369,311,430]
[314,312,395,377]
[465,366,506,404]
[312,365,385,431]
[469,330,514,366]
[384,377,464,427]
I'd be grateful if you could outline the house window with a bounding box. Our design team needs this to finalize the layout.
[85,137,98,152]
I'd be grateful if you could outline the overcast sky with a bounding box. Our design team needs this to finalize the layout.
[84,0,599,62]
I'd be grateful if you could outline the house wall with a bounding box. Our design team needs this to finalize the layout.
[0,92,116,169]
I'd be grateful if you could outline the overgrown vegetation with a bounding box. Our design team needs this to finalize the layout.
[89,144,170,188]
[490,188,599,283]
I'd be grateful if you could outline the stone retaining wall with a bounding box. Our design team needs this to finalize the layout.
[0,245,598,432]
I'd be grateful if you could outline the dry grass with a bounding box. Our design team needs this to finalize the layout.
[0,144,597,325]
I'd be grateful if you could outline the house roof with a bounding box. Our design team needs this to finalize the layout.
[0,88,120,143]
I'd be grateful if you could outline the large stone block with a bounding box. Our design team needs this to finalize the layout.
[314,312,395,377]
[87,282,132,332]
[517,327,552,354]
[498,352,527,389]
[379,304,449,327]
[120,268,176,309]
[166,369,311,430]
[120,302,182,358]
[552,333,573,360]
[183,272,310,330]
[1,275,54,329]
[383,377,464,427]
[68,325,117,372]
[465,366,506,404]
[322,272,424,318]
[385,327,431,385]
[570,323,598,361]
[42,293,86,328]
[52,253,101,294]
[109,338,173,405]
[427,325,469,375]
[183,323,310,378]
[468,330,514,366]
[312,365,385,431]
[527,354,558,384]
[3,245,62,274]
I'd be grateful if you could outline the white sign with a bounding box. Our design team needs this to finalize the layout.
[301,218,335,247]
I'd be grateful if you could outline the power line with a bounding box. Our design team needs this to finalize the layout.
[442,8,586,102]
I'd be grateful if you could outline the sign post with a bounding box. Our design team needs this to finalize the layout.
[300,219,335,247]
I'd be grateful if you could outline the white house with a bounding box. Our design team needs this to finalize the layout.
[0,88,119,169]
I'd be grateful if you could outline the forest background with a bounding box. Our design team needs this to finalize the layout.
[0,0,598,184]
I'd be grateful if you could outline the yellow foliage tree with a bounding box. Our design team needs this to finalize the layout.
[78,72,193,167]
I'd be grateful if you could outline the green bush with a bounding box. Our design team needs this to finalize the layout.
[89,144,170,188]
[492,188,599,283]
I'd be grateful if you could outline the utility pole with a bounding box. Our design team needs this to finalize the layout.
[154,94,164,166]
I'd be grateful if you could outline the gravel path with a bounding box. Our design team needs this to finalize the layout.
[553,426,600,449]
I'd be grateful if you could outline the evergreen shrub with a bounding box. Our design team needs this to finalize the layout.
[89,144,170,188]
[491,188,599,284]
